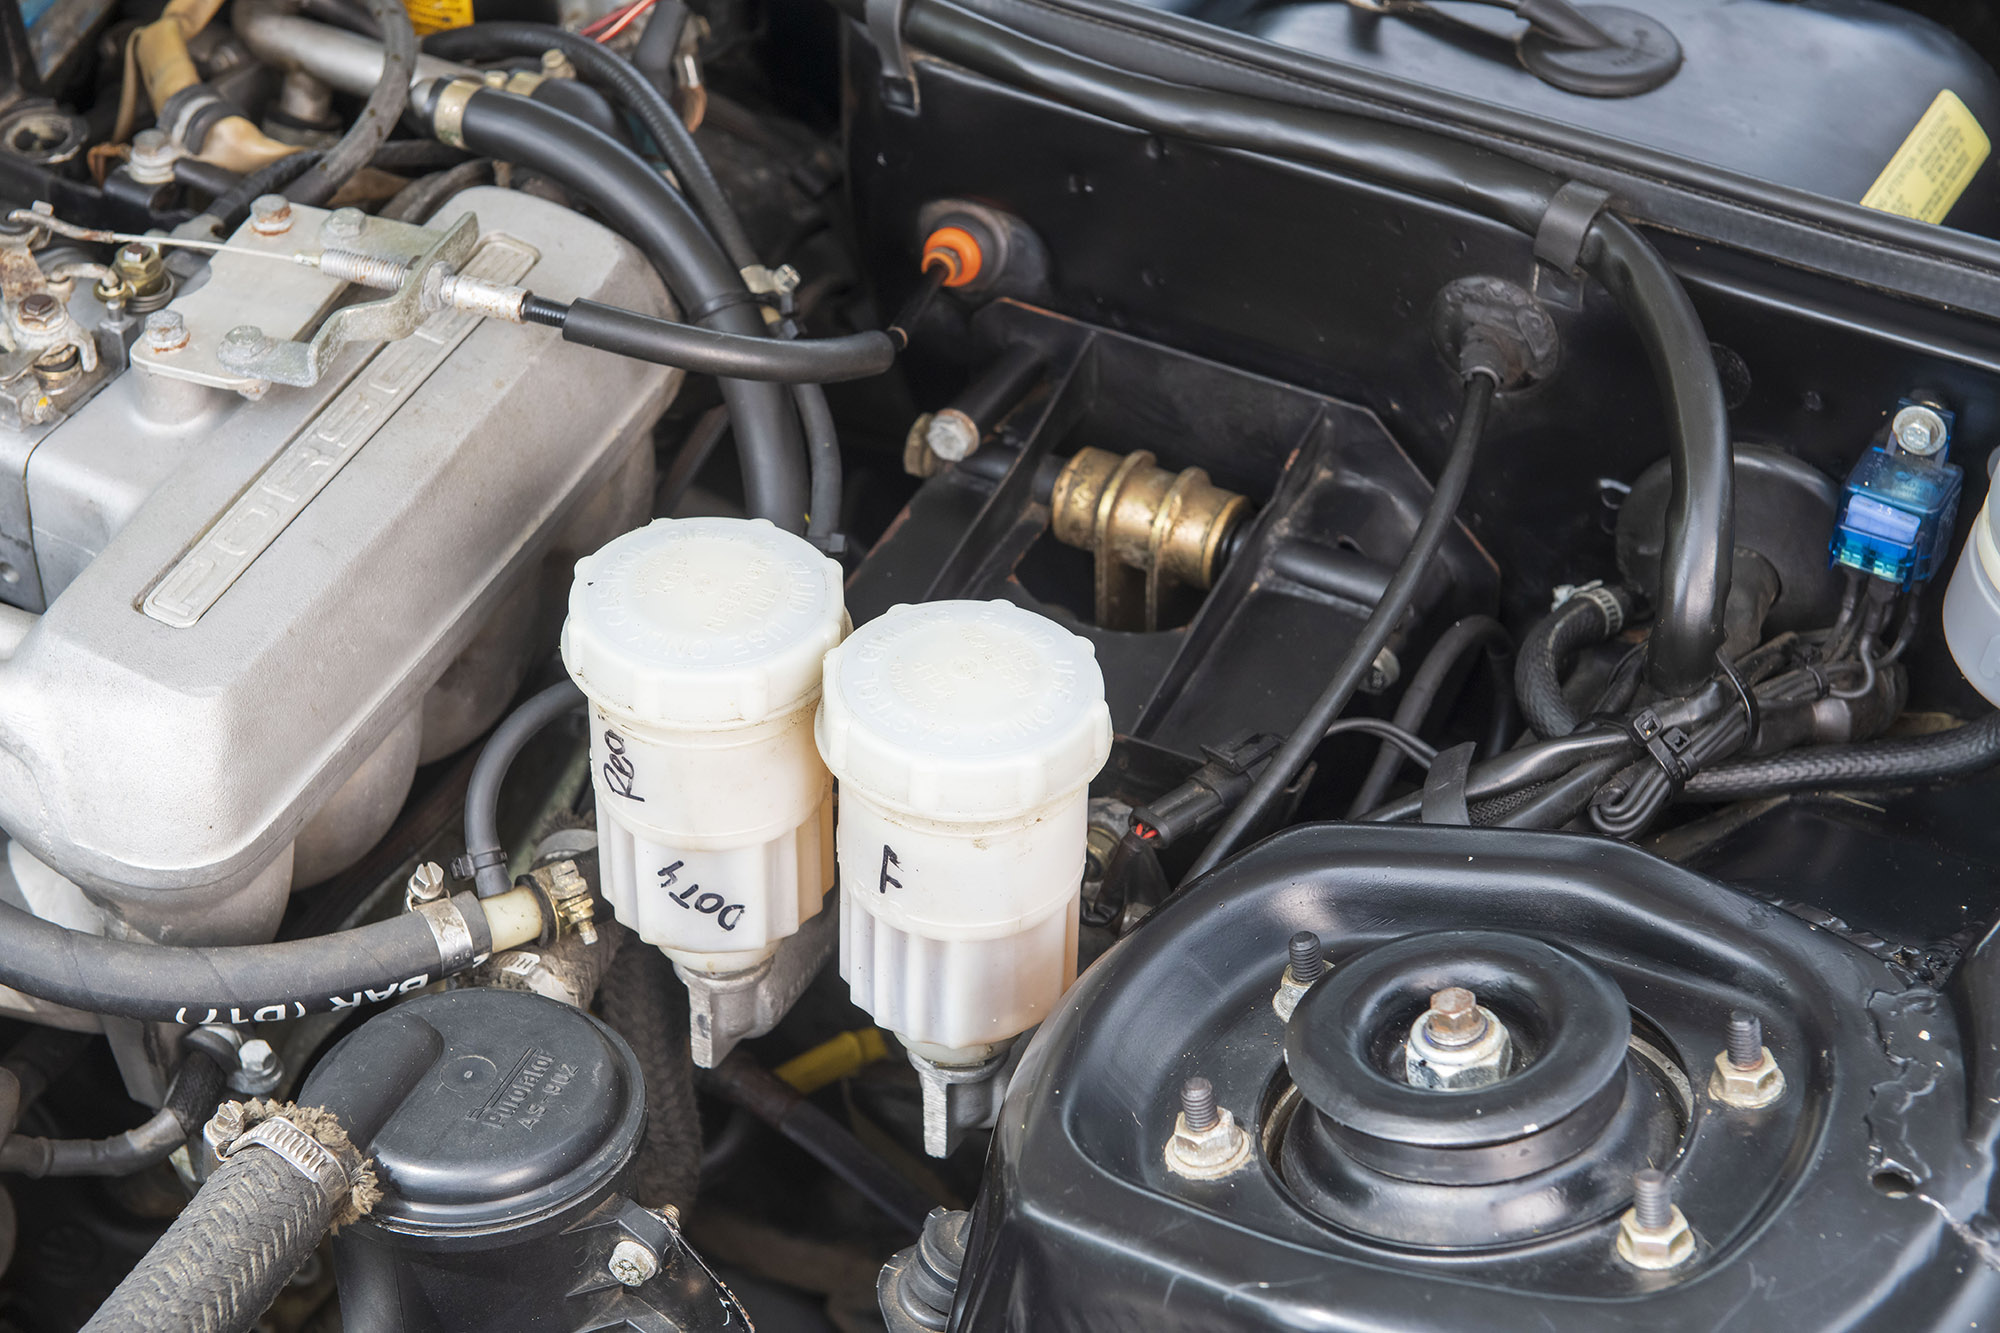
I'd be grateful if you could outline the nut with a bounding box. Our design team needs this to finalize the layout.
[1616,1203,1695,1270]
[126,129,177,185]
[607,1238,660,1287]
[534,859,598,945]
[1708,1045,1785,1109]
[1405,990,1512,1090]
[16,293,59,330]
[1164,1082,1253,1181]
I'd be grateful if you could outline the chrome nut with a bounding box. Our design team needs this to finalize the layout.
[1708,1046,1785,1109]
[1616,1204,1695,1270]
[1405,991,1513,1090]
[1164,1107,1253,1180]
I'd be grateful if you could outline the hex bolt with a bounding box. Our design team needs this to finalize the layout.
[239,1039,277,1078]
[321,207,366,242]
[127,128,177,185]
[249,193,293,235]
[144,310,188,353]
[1726,1010,1763,1070]
[17,293,59,329]
[1288,931,1324,985]
[1632,1168,1672,1229]
[1180,1076,1218,1133]
[1424,987,1487,1046]
[1892,403,1948,456]
[607,1238,660,1287]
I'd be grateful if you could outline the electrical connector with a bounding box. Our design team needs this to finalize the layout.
[1830,399,1965,587]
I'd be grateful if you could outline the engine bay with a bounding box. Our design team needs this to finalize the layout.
[1,0,1999,1326]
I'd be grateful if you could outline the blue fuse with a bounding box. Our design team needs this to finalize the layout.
[1830,401,1965,587]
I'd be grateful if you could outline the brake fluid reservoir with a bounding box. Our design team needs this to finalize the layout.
[817,599,1112,1053]
[562,517,847,973]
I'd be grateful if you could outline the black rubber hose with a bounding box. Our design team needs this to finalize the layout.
[520,295,897,383]
[205,150,322,234]
[1491,748,1634,829]
[1515,590,1633,739]
[0,1049,224,1178]
[287,0,415,207]
[378,157,493,224]
[828,0,1730,693]
[705,1052,935,1232]
[1681,712,2000,801]
[1577,217,1731,693]
[631,0,688,100]
[1347,615,1511,817]
[1183,371,1497,881]
[463,679,585,899]
[81,1132,341,1333]
[1359,725,1636,822]
[0,893,492,1023]
[794,382,844,540]
[421,22,760,272]
[435,86,808,529]
[595,935,701,1213]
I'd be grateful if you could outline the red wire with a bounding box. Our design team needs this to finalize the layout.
[585,0,655,41]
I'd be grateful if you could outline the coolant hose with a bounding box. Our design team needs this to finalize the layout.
[828,0,1730,694]
[1184,371,1497,881]
[1515,587,1636,739]
[463,679,585,899]
[285,0,414,206]
[0,891,502,1022]
[429,85,809,529]
[595,935,701,1213]
[0,1048,225,1178]
[1682,711,2000,801]
[794,382,845,541]
[519,295,897,383]
[422,21,761,271]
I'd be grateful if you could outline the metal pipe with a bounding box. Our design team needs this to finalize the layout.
[233,0,471,96]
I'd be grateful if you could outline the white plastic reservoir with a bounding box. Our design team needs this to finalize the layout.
[562,517,848,974]
[817,599,1112,1054]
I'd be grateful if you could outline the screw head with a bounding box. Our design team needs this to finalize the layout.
[1892,403,1949,456]
[249,194,293,235]
[607,1238,660,1287]
[405,861,447,906]
[144,309,188,352]
[925,409,981,461]
[1424,987,1487,1045]
[222,325,271,355]
[17,292,59,329]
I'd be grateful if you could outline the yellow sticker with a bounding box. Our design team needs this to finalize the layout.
[402,0,474,36]
[1862,90,1991,225]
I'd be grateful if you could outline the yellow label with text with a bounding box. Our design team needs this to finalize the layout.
[402,0,474,35]
[1861,90,1990,225]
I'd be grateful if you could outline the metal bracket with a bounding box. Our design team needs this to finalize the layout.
[215,211,480,388]
[676,890,840,1068]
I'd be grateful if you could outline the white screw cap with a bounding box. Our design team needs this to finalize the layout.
[816,599,1111,819]
[562,517,846,728]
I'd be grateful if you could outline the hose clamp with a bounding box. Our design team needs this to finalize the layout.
[1556,580,1625,635]
[222,1114,350,1209]
[432,77,484,151]
[413,895,484,973]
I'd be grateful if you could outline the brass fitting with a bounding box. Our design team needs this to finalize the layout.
[1049,446,1250,631]
[533,859,598,946]
[114,242,172,313]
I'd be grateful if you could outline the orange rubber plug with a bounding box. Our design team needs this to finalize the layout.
[921,225,985,287]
